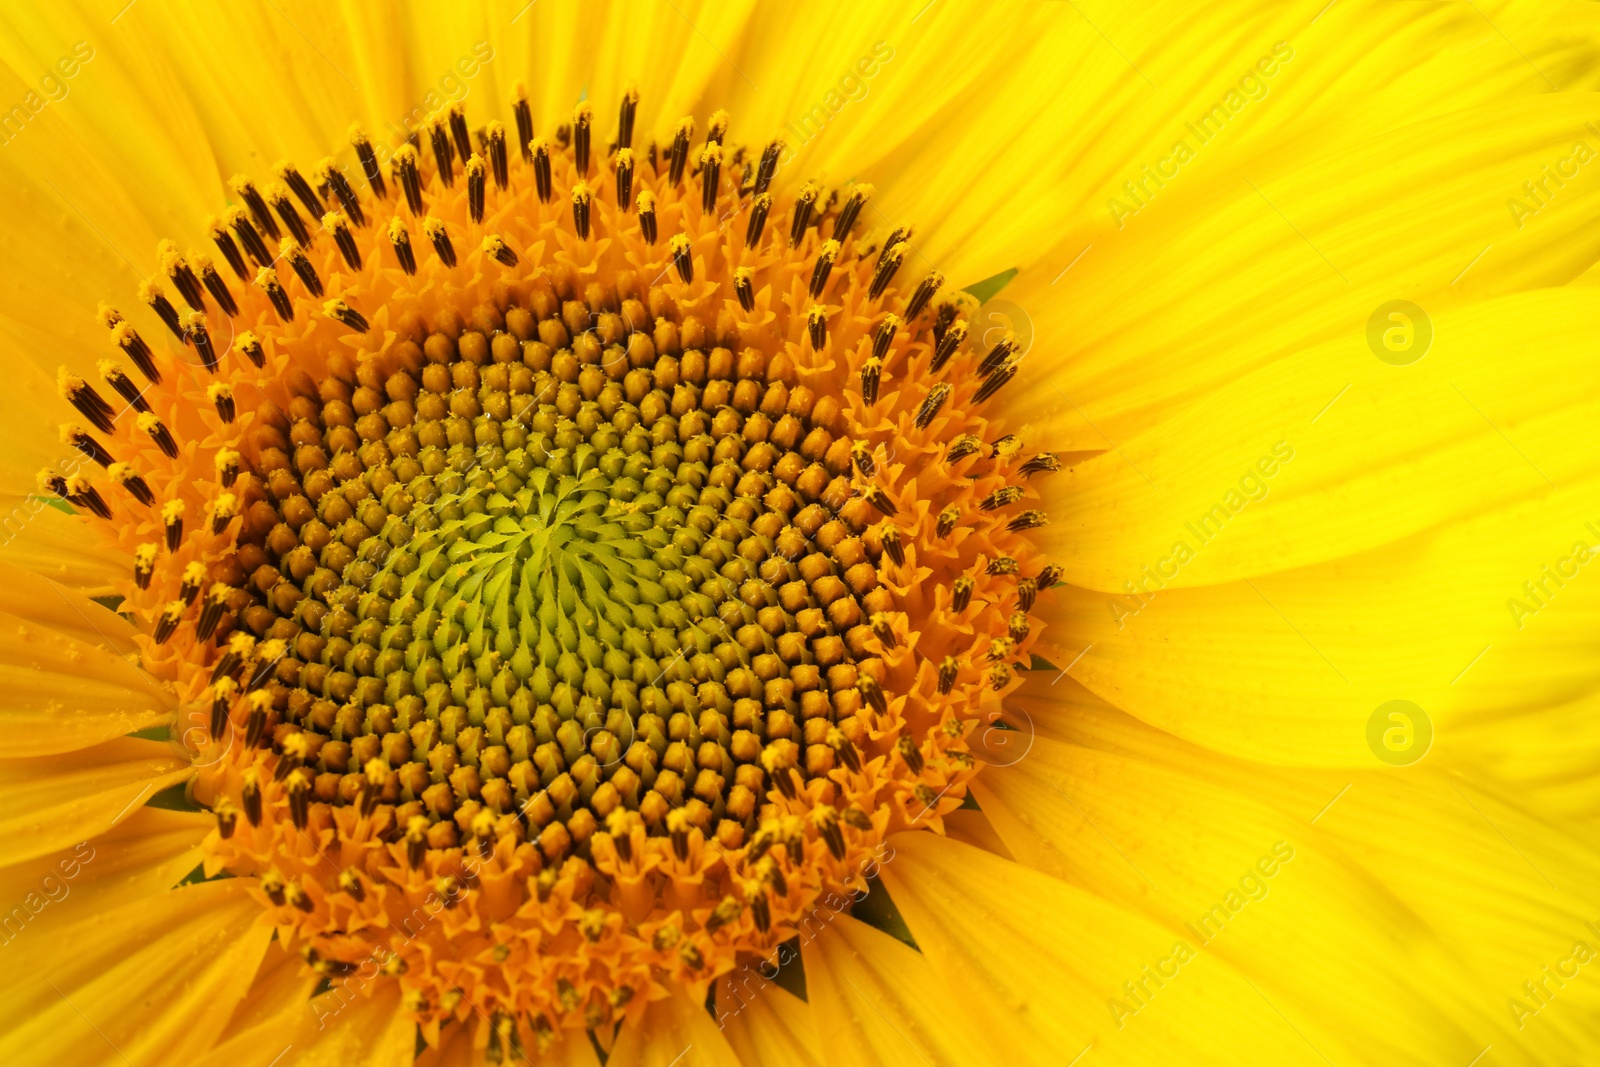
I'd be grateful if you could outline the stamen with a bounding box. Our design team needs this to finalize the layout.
[834,184,873,243]
[637,192,657,243]
[269,184,311,245]
[670,234,693,283]
[914,384,951,429]
[572,102,593,175]
[153,600,185,644]
[276,161,325,220]
[948,434,982,462]
[486,121,508,189]
[449,104,472,164]
[706,110,729,146]
[58,369,116,433]
[952,576,974,612]
[38,470,70,508]
[256,268,293,322]
[193,253,239,316]
[809,240,840,299]
[233,332,264,369]
[482,234,518,267]
[389,218,417,274]
[755,140,782,196]
[324,298,369,333]
[108,322,160,384]
[531,138,553,202]
[937,505,961,537]
[790,183,819,248]
[179,561,206,604]
[746,193,772,246]
[132,544,156,589]
[871,314,900,361]
[141,412,178,459]
[861,357,881,405]
[60,424,112,466]
[393,145,424,213]
[669,117,693,185]
[206,215,249,280]
[423,216,456,267]
[571,183,593,240]
[227,206,273,268]
[878,225,912,265]
[1007,510,1047,532]
[807,305,827,350]
[615,149,634,208]
[881,526,905,566]
[325,212,362,270]
[209,382,236,423]
[700,143,722,214]
[978,333,1019,376]
[230,176,281,240]
[511,87,533,162]
[317,158,365,227]
[906,271,942,320]
[428,118,455,187]
[160,240,206,311]
[734,267,754,311]
[215,448,240,487]
[62,472,110,518]
[974,359,1018,402]
[281,239,323,298]
[140,280,187,344]
[933,299,960,345]
[981,486,1024,511]
[618,84,639,149]
[1020,452,1060,477]
[466,156,486,222]
[930,320,967,373]
[349,126,387,198]
[868,243,905,300]
[109,463,153,505]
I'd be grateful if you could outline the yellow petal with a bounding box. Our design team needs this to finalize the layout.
[881,832,1342,1066]
[715,976,821,1067]
[1038,288,1600,591]
[0,554,136,655]
[0,806,206,941]
[975,702,1600,1061]
[195,974,416,1067]
[1005,93,1600,454]
[0,602,173,758]
[1040,472,1600,765]
[0,878,270,1066]
[801,911,1025,1067]
[0,736,188,867]
[0,500,126,594]
[610,985,743,1067]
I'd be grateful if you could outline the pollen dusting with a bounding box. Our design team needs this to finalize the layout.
[48,86,1059,1052]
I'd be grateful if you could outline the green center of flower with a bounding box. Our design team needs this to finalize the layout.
[230,295,888,853]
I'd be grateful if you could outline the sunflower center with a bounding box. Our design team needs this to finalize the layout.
[48,89,1060,1051]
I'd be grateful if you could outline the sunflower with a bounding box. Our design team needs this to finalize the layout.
[4,1,1600,1064]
